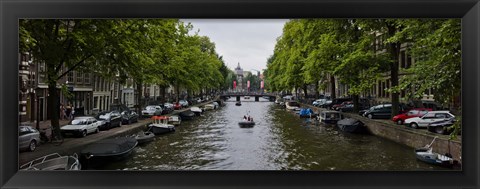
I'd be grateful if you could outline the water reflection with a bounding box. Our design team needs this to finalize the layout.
[101,98,445,171]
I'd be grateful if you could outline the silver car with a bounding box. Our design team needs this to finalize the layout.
[19,126,41,152]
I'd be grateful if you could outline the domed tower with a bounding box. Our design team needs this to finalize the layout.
[234,62,244,92]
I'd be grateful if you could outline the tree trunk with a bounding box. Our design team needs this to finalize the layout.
[330,75,336,99]
[160,86,166,103]
[353,94,360,113]
[303,84,308,100]
[389,42,400,118]
[48,82,61,137]
[136,81,143,115]
[315,83,320,99]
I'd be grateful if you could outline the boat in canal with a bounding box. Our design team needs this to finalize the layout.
[148,116,175,135]
[414,136,456,168]
[20,153,81,170]
[168,115,182,126]
[204,104,215,110]
[190,106,203,116]
[336,118,368,133]
[298,108,317,118]
[179,110,195,120]
[239,116,255,128]
[317,110,343,124]
[235,101,242,106]
[80,137,138,169]
[134,131,155,145]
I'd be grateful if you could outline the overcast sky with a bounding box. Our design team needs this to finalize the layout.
[182,19,288,73]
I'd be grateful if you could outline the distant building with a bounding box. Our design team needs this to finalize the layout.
[235,62,244,92]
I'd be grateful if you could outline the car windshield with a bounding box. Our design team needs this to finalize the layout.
[70,119,87,125]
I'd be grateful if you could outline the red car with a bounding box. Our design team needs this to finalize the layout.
[392,108,432,125]
[173,102,182,110]
[332,101,352,111]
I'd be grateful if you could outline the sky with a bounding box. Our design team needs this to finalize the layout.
[182,19,288,73]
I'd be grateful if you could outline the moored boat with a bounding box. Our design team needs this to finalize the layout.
[179,110,195,120]
[317,111,343,124]
[148,116,175,135]
[20,153,81,170]
[190,106,203,116]
[204,104,215,110]
[80,137,138,169]
[415,148,454,168]
[336,118,368,133]
[298,108,317,118]
[168,115,182,126]
[134,131,155,145]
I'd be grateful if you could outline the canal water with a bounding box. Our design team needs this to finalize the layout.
[101,98,445,171]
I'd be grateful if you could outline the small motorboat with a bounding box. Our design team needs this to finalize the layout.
[80,137,138,169]
[239,115,255,128]
[190,106,203,116]
[20,153,81,170]
[168,115,182,126]
[298,108,317,118]
[204,104,215,111]
[148,116,175,135]
[235,101,242,106]
[336,118,368,133]
[179,110,195,120]
[317,111,343,124]
[134,131,155,145]
[414,136,456,168]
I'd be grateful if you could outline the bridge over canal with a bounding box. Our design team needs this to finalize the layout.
[220,92,277,102]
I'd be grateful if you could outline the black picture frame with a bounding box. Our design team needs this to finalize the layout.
[1,0,479,188]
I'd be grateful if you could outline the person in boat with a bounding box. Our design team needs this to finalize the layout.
[243,115,247,121]
[247,115,251,121]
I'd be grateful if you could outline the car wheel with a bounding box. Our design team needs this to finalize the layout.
[81,130,87,137]
[435,127,445,134]
[29,140,37,152]
[367,114,373,119]
[128,119,132,125]
[397,120,403,125]
[95,127,99,133]
[410,123,419,129]
[118,121,122,127]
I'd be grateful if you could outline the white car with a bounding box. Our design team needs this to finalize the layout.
[142,106,163,117]
[179,100,189,107]
[404,111,455,129]
[61,116,102,137]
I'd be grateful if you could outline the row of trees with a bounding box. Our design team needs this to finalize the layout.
[264,19,461,117]
[20,19,229,136]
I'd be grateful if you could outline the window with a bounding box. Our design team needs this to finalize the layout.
[84,73,90,84]
[93,96,98,109]
[76,71,83,84]
[67,71,74,83]
[406,54,412,68]
[435,113,447,118]
[400,51,406,68]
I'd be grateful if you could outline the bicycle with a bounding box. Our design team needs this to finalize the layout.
[39,125,64,146]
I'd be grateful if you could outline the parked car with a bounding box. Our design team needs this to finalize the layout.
[427,117,457,134]
[312,99,327,107]
[363,104,393,119]
[173,102,182,110]
[319,100,333,108]
[326,98,352,109]
[95,111,122,130]
[141,106,163,117]
[332,101,352,111]
[61,116,101,137]
[19,126,41,152]
[179,100,189,107]
[164,102,174,110]
[392,108,431,125]
[161,103,174,114]
[121,109,139,124]
[404,111,455,129]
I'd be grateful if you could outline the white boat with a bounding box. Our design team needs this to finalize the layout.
[190,106,203,116]
[317,111,343,124]
[148,116,175,135]
[168,115,182,126]
[20,153,81,170]
[204,104,215,110]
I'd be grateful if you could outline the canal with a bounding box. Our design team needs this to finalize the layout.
[101,98,445,170]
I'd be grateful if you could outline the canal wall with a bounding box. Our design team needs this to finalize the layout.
[304,104,462,162]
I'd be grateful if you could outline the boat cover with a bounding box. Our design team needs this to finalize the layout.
[299,108,314,116]
[81,137,137,156]
[337,118,363,127]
